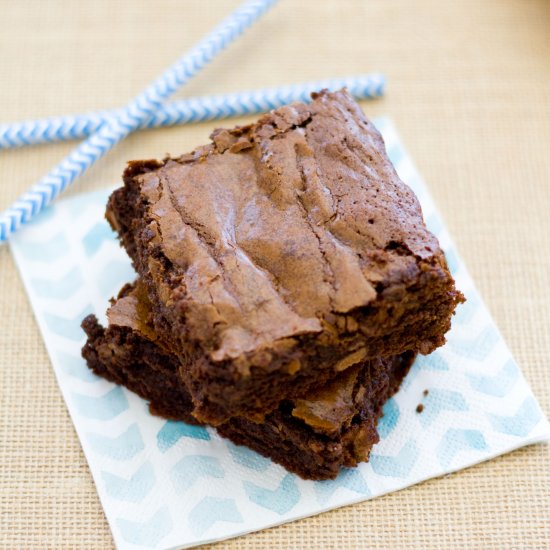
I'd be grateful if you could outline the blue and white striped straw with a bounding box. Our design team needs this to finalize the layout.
[0,74,384,149]
[0,0,277,243]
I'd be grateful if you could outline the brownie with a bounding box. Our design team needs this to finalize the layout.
[106,89,463,424]
[81,282,415,480]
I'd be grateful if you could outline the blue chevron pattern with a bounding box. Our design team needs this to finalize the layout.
[453,291,480,324]
[188,497,243,536]
[370,440,419,478]
[400,351,448,391]
[437,429,488,467]
[57,351,100,383]
[117,507,172,547]
[419,389,468,427]
[102,461,155,502]
[156,420,210,453]
[30,267,83,300]
[416,351,450,371]
[16,231,68,261]
[9,115,550,549]
[490,397,542,437]
[43,304,93,341]
[171,455,224,493]
[387,144,404,166]
[449,325,501,361]
[227,442,272,472]
[72,386,128,420]
[86,424,144,460]
[468,359,519,397]
[445,248,460,275]
[425,212,443,236]
[378,398,400,439]
[82,221,116,257]
[96,260,135,297]
[243,474,300,515]
[315,468,370,504]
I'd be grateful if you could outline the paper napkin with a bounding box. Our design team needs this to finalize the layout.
[10,118,550,550]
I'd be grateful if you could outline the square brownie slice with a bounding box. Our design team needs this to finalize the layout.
[106,89,463,424]
[81,282,415,480]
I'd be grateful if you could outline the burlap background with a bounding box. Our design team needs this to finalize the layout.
[1,1,549,548]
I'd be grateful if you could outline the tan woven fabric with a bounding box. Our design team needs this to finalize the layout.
[1,0,549,547]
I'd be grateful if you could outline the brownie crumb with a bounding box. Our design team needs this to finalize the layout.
[423,389,429,397]
[416,403,424,413]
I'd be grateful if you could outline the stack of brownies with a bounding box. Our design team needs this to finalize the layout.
[81,90,463,480]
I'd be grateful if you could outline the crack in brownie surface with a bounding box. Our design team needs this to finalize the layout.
[106,89,463,424]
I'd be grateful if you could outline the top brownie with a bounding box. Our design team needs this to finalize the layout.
[107,89,463,424]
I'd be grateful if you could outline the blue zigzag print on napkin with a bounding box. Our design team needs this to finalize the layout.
[377,398,400,439]
[227,442,272,472]
[468,359,519,397]
[57,351,99,383]
[419,389,468,427]
[453,292,479,324]
[416,351,449,372]
[72,386,128,420]
[444,248,459,275]
[82,221,116,257]
[449,326,500,361]
[43,305,93,341]
[157,420,210,452]
[314,468,370,504]
[489,397,542,437]
[117,507,172,548]
[30,266,83,300]
[102,461,156,502]
[188,497,243,536]
[171,455,224,493]
[86,424,144,460]
[243,474,300,515]
[17,231,68,261]
[96,260,135,298]
[370,440,419,478]
[437,429,488,467]
[370,439,418,477]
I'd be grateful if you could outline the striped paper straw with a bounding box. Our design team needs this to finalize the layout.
[0,0,277,243]
[0,74,384,149]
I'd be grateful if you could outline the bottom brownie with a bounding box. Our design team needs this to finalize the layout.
[82,282,415,480]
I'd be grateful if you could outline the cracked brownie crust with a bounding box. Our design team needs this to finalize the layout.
[81,282,415,480]
[106,89,463,424]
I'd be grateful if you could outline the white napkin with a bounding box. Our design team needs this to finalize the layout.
[11,118,550,550]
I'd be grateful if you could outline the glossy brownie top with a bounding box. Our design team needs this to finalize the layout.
[125,90,448,364]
